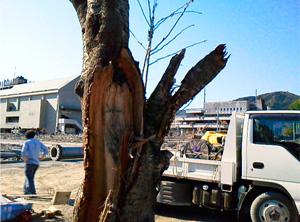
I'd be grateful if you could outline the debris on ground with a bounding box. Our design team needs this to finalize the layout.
[0,133,83,145]
[0,194,33,221]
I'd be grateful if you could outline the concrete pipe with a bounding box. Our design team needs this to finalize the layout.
[0,151,21,160]
[50,144,83,161]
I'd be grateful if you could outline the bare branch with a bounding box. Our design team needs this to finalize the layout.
[136,0,150,27]
[154,10,201,31]
[130,29,147,50]
[181,97,194,110]
[153,2,186,30]
[151,1,193,53]
[142,1,157,91]
[150,50,182,66]
[149,40,207,66]
[147,0,152,20]
[151,24,195,55]
[185,10,202,15]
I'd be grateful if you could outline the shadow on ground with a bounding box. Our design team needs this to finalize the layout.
[155,203,237,222]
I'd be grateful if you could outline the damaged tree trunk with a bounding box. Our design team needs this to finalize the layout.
[70,0,229,221]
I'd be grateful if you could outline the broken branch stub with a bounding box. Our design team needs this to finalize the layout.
[146,44,229,141]
[172,44,229,110]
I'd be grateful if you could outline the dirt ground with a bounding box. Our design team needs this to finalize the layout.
[1,134,235,221]
[1,159,196,222]
[0,160,83,221]
[0,134,180,222]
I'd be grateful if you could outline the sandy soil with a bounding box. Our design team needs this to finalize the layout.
[1,161,83,221]
[1,160,185,222]
[1,134,234,221]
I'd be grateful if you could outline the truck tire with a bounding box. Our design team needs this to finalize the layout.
[250,191,297,222]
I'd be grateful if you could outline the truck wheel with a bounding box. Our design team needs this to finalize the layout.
[250,192,297,222]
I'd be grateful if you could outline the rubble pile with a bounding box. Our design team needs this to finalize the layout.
[0,133,83,154]
[1,133,82,144]
[0,143,22,152]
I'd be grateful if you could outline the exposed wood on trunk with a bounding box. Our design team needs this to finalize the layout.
[103,46,228,222]
[73,48,144,222]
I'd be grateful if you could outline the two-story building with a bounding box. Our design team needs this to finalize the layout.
[0,76,82,134]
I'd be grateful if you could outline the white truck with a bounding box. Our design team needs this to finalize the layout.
[157,110,300,221]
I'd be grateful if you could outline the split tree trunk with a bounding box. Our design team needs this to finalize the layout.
[70,1,229,221]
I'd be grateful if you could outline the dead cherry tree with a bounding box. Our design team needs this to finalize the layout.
[70,0,229,221]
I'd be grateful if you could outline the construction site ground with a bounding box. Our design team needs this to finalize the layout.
[0,134,235,221]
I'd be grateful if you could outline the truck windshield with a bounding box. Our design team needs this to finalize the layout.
[251,113,300,160]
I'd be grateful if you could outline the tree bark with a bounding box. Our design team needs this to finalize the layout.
[70,0,229,221]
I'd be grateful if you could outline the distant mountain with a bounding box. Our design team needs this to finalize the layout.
[234,91,300,110]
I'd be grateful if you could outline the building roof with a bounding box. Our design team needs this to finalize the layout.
[0,76,79,98]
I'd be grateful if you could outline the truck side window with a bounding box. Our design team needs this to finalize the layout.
[253,119,274,143]
[252,114,300,160]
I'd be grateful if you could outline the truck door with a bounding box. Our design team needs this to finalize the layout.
[245,113,300,183]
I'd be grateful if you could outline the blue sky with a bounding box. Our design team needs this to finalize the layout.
[0,0,299,108]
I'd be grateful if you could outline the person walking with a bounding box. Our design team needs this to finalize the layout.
[21,130,48,194]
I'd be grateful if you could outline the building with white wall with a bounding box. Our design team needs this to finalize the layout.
[0,76,82,134]
[170,101,250,136]
[170,98,265,136]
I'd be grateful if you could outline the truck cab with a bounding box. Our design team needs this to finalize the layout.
[240,111,300,221]
[157,110,300,221]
